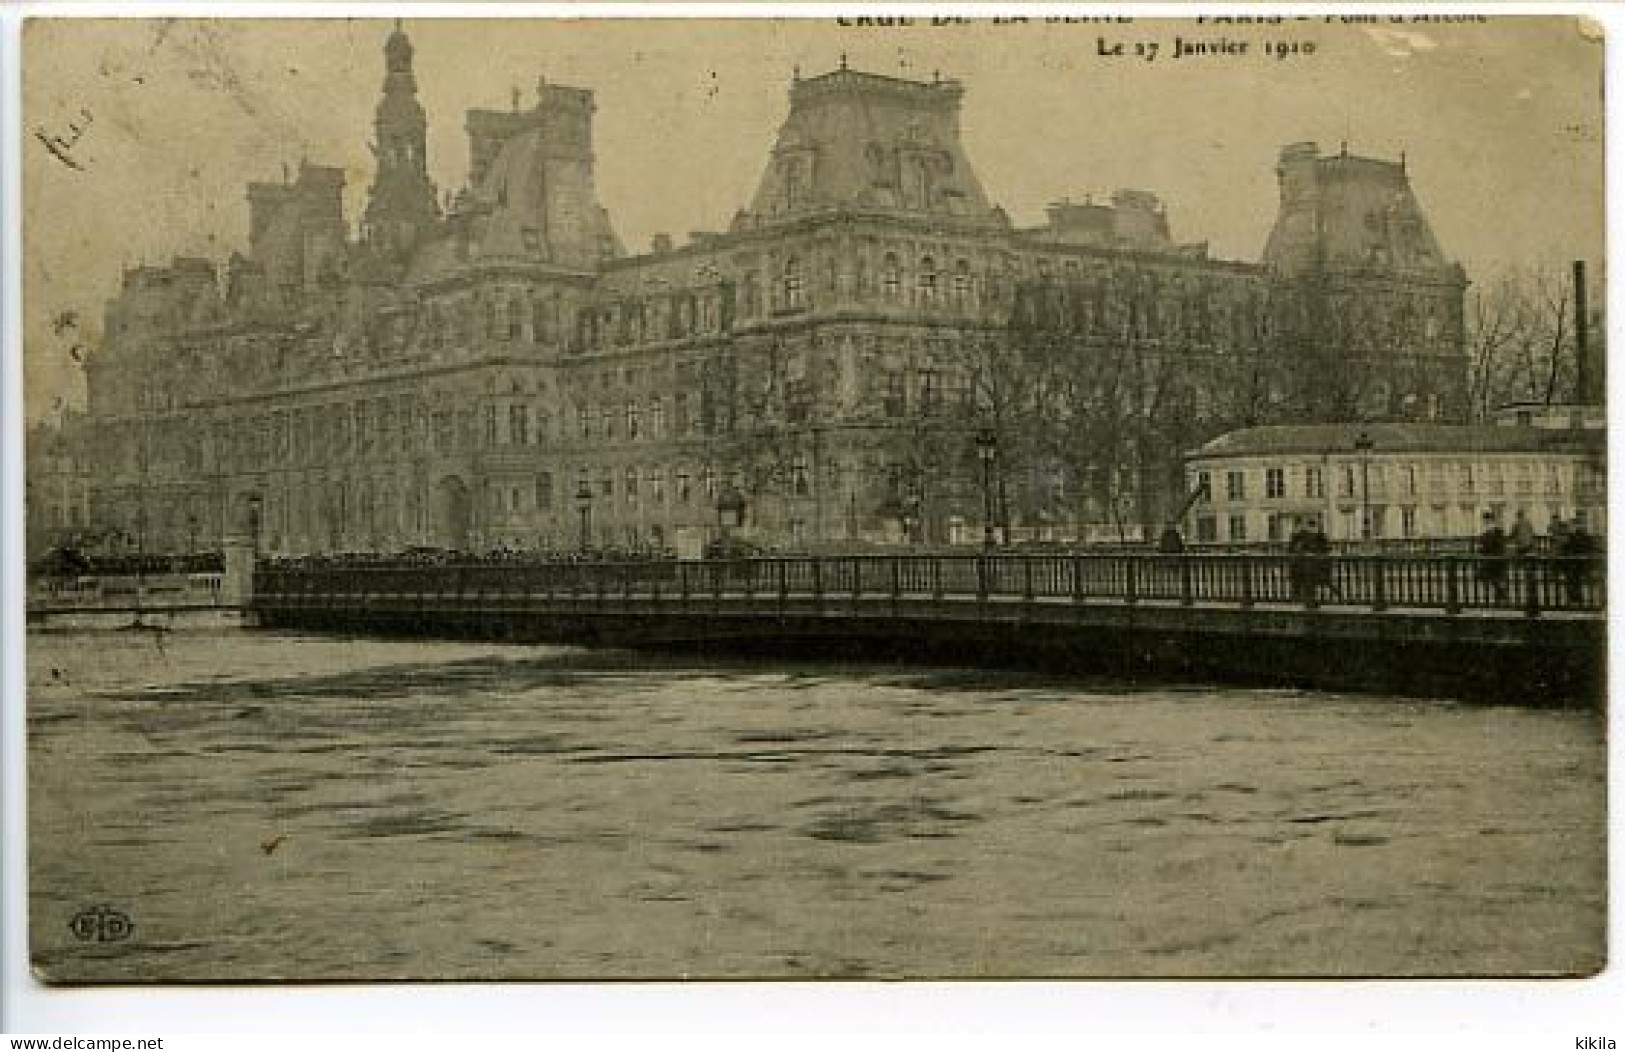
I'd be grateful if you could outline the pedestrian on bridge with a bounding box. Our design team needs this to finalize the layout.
[1558,517,1598,607]
[1287,519,1313,602]
[1478,512,1510,604]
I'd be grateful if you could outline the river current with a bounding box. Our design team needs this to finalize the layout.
[27,629,1605,981]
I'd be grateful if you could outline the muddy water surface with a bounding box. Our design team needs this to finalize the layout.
[28,629,1605,980]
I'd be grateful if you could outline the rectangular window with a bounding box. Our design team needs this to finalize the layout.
[792,455,810,497]
[1265,467,1285,500]
[483,404,497,447]
[1267,513,1284,542]
[884,371,906,418]
[677,471,692,503]
[578,406,591,441]
[1227,514,1247,542]
[1401,506,1417,537]
[626,468,638,503]
[509,404,529,446]
[1340,466,1356,499]
[1195,470,1211,503]
[919,370,941,416]
[1305,466,1325,499]
[1226,470,1246,502]
[535,472,553,510]
[1195,516,1217,543]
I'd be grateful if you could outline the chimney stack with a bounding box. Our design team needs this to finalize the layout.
[1573,259,1590,402]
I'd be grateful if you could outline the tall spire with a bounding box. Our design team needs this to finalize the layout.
[363,21,440,263]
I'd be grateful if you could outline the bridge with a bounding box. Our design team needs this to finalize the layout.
[250,551,1606,704]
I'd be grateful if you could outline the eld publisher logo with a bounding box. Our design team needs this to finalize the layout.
[68,905,133,943]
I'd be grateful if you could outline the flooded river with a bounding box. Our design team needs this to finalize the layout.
[27,629,1605,981]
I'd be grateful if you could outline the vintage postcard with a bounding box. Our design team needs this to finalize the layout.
[21,14,1606,982]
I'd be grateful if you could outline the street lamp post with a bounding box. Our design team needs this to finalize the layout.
[246,494,263,557]
[1354,431,1374,543]
[902,481,922,546]
[975,428,997,550]
[575,479,594,553]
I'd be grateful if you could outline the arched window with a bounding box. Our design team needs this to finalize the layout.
[782,158,802,211]
[953,259,972,303]
[532,298,551,343]
[918,255,938,301]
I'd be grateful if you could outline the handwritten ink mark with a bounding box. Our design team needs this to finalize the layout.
[35,108,93,172]
[35,128,84,171]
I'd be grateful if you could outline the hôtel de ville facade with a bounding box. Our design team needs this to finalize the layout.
[50,23,1469,556]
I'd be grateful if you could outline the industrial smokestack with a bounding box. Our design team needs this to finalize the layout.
[1573,260,1590,403]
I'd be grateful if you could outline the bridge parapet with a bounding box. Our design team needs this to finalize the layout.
[248,552,1605,702]
[254,552,1605,620]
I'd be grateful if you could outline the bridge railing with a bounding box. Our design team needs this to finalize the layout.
[28,572,227,611]
[254,553,1605,617]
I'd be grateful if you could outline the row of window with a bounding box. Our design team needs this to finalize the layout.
[1198,461,1581,504]
[1195,502,1583,544]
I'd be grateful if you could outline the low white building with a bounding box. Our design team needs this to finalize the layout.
[1184,421,1606,545]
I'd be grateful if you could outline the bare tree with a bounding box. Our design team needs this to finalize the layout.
[1466,263,1581,418]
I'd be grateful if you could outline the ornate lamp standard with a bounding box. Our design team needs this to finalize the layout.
[975,428,998,550]
[1354,430,1374,542]
[902,481,922,546]
[575,478,594,553]
[716,484,746,551]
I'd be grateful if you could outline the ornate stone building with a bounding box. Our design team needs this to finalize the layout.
[54,26,1469,556]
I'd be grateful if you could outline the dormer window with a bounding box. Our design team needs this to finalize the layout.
[783,256,804,310]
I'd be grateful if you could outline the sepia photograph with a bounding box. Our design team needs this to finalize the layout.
[17,13,1608,985]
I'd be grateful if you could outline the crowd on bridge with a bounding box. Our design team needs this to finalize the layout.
[263,543,686,572]
[28,548,225,579]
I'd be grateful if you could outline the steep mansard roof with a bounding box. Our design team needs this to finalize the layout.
[737,67,1007,232]
[1194,422,1603,460]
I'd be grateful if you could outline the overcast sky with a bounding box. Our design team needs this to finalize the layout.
[22,15,1604,421]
